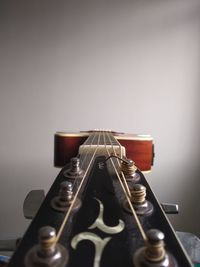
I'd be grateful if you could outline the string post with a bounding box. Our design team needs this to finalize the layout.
[105,154,140,182]
[59,181,73,202]
[121,159,140,182]
[145,229,166,262]
[38,226,57,256]
[51,181,81,213]
[24,226,69,267]
[133,229,177,267]
[123,184,153,216]
[63,157,84,179]
[131,184,146,204]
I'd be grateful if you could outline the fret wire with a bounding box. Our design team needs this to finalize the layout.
[105,132,147,242]
[56,131,101,242]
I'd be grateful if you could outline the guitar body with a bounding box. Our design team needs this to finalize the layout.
[54,132,154,171]
[7,131,192,267]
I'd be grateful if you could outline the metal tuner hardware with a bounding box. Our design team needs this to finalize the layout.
[63,157,84,179]
[133,229,177,267]
[24,226,69,267]
[51,181,81,212]
[121,159,140,182]
[104,154,140,182]
[23,190,45,219]
[123,184,153,216]
[161,203,179,214]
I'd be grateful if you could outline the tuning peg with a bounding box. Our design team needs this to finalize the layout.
[23,190,45,219]
[161,203,179,214]
[51,181,81,212]
[63,157,84,179]
[133,229,178,267]
[24,226,69,267]
[121,159,140,182]
[123,184,153,216]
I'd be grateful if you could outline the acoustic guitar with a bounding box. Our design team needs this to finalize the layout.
[7,130,193,267]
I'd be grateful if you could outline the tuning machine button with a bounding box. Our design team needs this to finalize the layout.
[24,226,69,267]
[133,229,177,267]
[161,203,179,214]
[51,181,81,212]
[63,157,84,179]
[123,184,153,216]
[23,190,45,219]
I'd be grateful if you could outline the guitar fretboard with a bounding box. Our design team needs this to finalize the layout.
[83,131,120,146]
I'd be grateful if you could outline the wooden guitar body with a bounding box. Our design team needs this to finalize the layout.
[54,132,154,171]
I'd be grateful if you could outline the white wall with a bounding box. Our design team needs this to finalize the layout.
[0,0,200,240]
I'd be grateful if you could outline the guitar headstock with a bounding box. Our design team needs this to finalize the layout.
[7,131,192,267]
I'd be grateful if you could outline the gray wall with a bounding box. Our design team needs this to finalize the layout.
[0,0,200,240]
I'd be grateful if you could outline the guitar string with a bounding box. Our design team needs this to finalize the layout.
[70,131,105,199]
[107,134,132,198]
[104,131,147,242]
[71,132,98,191]
[56,131,146,242]
[56,131,101,242]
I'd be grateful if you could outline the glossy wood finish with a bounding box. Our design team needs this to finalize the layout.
[54,134,87,167]
[54,132,154,171]
[117,139,153,171]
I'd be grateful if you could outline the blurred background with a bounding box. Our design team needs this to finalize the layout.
[0,0,200,241]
